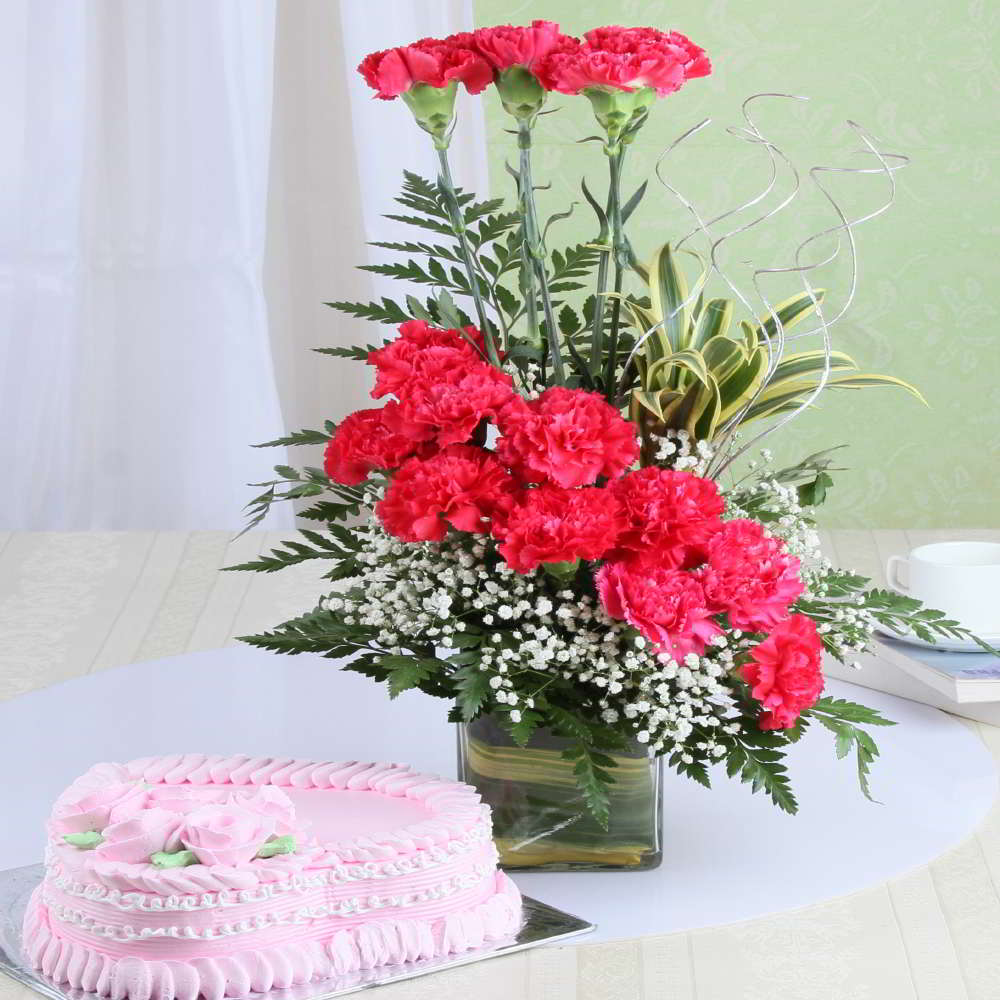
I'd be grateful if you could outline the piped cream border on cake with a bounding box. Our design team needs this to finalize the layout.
[24,873,523,1000]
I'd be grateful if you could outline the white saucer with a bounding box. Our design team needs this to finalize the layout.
[874,621,1000,654]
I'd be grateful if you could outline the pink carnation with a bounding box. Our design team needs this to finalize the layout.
[699,519,804,631]
[742,614,825,730]
[378,445,517,542]
[384,360,516,447]
[358,37,491,100]
[539,25,710,96]
[596,559,722,658]
[323,406,423,485]
[471,20,574,74]
[496,387,638,488]
[611,467,724,569]
[493,483,625,573]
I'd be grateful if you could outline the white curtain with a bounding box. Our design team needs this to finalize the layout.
[263,0,488,482]
[0,0,484,530]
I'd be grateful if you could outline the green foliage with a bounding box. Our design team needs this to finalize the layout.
[863,588,999,652]
[324,297,410,325]
[227,528,357,574]
[382,656,437,699]
[798,564,999,654]
[252,428,331,449]
[621,243,925,448]
[509,708,544,746]
[804,697,895,801]
[559,741,615,830]
[312,345,377,362]
[453,664,492,722]
[720,726,799,814]
[237,607,376,659]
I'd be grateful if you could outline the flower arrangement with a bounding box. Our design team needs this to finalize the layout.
[234,22,989,831]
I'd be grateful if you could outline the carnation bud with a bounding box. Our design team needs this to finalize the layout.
[581,85,656,149]
[494,66,547,121]
[400,81,459,149]
[541,559,580,581]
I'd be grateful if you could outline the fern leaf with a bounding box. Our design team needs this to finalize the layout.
[252,428,330,448]
[324,298,410,324]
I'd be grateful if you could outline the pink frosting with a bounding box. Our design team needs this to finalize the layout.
[226,787,297,837]
[24,755,522,998]
[50,775,147,837]
[181,804,276,868]
[96,810,183,864]
[24,873,522,1000]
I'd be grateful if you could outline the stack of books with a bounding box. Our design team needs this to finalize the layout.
[825,637,1000,725]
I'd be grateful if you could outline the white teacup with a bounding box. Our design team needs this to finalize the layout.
[887,541,1000,636]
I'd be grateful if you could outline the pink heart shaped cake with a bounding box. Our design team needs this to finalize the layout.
[23,754,522,999]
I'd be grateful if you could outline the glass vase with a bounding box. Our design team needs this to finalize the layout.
[456,713,663,872]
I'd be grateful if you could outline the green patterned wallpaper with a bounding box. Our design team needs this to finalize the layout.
[471,0,999,527]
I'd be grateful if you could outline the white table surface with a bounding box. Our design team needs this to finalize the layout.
[2,529,1000,999]
[2,646,994,944]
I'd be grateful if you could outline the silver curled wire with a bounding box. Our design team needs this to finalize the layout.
[711,123,907,476]
[638,92,908,478]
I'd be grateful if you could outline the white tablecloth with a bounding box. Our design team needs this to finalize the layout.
[3,646,995,944]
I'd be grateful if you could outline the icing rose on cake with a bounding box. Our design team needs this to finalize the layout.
[49,771,145,836]
[95,808,184,864]
[181,803,278,867]
[227,786,298,837]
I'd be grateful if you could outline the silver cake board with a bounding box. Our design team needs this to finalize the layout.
[0,865,593,999]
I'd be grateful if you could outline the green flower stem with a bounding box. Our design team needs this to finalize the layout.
[518,195,541,373]
[435,147,500,366]
[597,145,629,397]
[604,264,625,400]
[518,121,565,385]
[589,233,611,379]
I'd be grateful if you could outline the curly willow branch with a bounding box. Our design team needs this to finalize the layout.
[641,93,908,478]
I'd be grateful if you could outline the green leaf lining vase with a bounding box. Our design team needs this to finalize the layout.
[457,713,663,871]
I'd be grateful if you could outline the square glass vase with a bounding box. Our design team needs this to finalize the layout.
[457,713,663,872]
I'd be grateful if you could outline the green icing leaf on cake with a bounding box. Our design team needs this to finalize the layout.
[255,835,297,859]
[62,831,103,850]
[150,849,199,869]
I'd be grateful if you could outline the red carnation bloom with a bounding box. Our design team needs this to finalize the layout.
[493,484,625,573]
[377,445,516,543]
[471,20,574,74]
[323,406,422,485]
[611,467,724,570]
[699,519,804,632]
[496,387,638,489]
[384,360,516,447]
[742,614,825,730]
[395,318,489,355]
[539,25,710,96]
[368,321,486,400]
[358,37,492,100]
[596,558,722,659]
